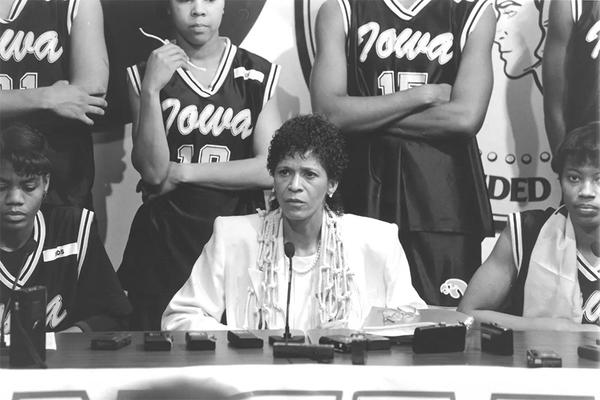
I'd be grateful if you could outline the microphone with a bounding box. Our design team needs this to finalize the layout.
[1,238,38,350]
[269,242,335,361]
[284,241,295,258]
[268,242,305,345]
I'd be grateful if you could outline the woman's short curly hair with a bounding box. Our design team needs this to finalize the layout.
[267,114,349,214]
[551,121,600,177]
[0,123,51,177]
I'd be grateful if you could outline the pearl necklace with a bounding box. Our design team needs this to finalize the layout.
[292,239,321,275]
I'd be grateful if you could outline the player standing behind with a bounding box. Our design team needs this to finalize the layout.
[118,0,281,330]
[310,0,495,306]
[0,0,108,209]
[543,0,600,154]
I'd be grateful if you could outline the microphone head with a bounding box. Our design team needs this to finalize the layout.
[284,242,295,258]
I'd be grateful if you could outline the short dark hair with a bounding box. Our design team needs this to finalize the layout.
[551,121,600,176]
[0,123,51,177]
[267,114,349,213]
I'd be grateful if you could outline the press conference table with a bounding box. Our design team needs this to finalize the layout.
[1,327,598,369]
[1,327,599,400]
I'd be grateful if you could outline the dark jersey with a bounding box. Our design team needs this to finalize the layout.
[127,38,279,168]
[0,206,131,333]
[506,207,600,325]
[339,0,493,236]
[119,41,279,327]
[0,0,94,208]
[565,0,600,132]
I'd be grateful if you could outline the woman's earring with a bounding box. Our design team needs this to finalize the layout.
[328,192,334,198]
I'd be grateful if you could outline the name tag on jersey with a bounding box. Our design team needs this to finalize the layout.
[43,242,78,262]
[234,67,264,82]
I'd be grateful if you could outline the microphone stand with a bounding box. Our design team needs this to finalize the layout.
[269,242,305,345]
[270,242,334,361]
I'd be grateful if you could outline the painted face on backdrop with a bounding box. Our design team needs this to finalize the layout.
[494,0,549,87]
[273,152,338,225]
[561,159,600,230]
[0,160,48,233]
[169,0,225,47]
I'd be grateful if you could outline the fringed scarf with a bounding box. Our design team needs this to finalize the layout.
[252,207,353,329]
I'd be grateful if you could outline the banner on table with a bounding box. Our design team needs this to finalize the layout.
[3,365,598,400]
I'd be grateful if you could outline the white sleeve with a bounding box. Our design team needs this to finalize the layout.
[383,223,427,309]
[161,218,228,331]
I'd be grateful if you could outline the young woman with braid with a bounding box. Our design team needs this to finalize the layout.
[162,115,424,331]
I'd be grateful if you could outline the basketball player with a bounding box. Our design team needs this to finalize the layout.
[310,0,495,306]
[0,124,131,333]
[459,122,600,331]
[543,0,600,154]
[0,0,108,209]
[118,0,280,330]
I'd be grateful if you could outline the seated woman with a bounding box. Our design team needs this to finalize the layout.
[0,124,131,332]
[162,115,425,331]
[459,122,600,331]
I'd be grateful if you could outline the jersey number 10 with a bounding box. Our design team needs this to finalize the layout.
[177,144,231,164]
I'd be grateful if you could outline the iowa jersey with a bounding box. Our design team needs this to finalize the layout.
[565,0,600,132]
[340,0,490,96]
[507,208,600,325]
[0,206,131,333]
[0,0,94,208]
[127,38,279,166]
[119,42,279,329]
[338,0,493,235]
[0,0,76,89]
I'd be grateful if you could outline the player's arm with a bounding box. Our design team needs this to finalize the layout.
[0,0,108,125]
[145,88,279,198]
[458,227,596,332]
[309,0,450,134]
[69,0,108,98]
[129,44,188,186]
[458,227,517,319]
[543,0,572,154]
[70,219,132,332]
[166,95,277,191]
[386,6,495,140]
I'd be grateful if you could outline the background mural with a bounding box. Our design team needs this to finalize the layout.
[95,0,559,266]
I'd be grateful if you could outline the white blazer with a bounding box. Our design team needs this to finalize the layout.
[162,213,425,331]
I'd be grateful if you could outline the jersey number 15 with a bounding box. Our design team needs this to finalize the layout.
[378,71,428,95]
